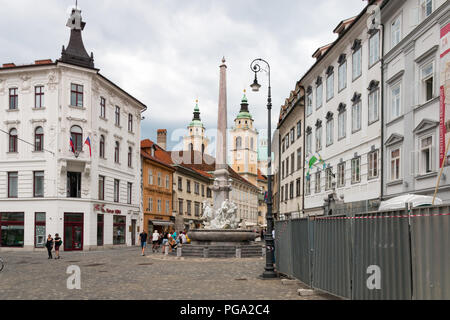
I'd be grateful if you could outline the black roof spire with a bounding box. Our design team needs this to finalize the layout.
[60,7,94,68]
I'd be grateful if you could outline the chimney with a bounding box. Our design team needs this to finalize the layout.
[35,59,53,65]
[157,129,167,150]
[2,63,16,68]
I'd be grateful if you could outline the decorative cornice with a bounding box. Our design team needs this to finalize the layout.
[367,80,380,92]
[351,39,362,52]
[413,119,439,134]
[66,116,87,123]
[338,102,347,113]
[306,126,312,134]
[315,119,322,128]
[351,92,361,104]
[113,134,123,140]
[326,65,334,76]
[338,53,347,65]
[326,112,334,120]
[315,76,322,86]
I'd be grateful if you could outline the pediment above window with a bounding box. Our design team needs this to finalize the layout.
[306,86,312,94]
[326,65,334,76]
[315,119,322,128]
[351,39,362,52]
[367,80,380,92]
[351,92,361,104]
[413,119,439,135]
[316,77,322,86]
[385,133,404,147]
[326,112,334,120]
[306,126,312,134]
[338,53,347,65]
[338,103,346,113]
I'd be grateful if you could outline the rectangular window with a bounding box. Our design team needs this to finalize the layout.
[297,148,302,171]
[290,128,295,144]
[100,97,106,118]
[391,83,401,119]
[421,62,434,102]
[352,48,362,80]
[9,88,18,110]
[422,0,433,18]
[368,90,379,124]
[337,162,346,187]
[115,106,121,126]
[178,198,183,214]
[157,199,162,213]
[297,121,302,139]
[281,138,285,153]
[285,134,290,149]
[420,136,433,174]
[351,157,361,184]
[316,84,323,109]
[326,119,334,146]
[187,200,192,216]
[178,177,182,191]
[202,185,205,197]
[338,111,346,140]
[391,15,401,48]
[70,84,83,107]
[157,172,162,187]
[325,168,333,191]
[326,73,334,101]
[305,178,311,195]
[281,186,284,201]
[165,175,170,189]
[285,184,289,201]
[315,171,321,193]
[114,179,120,202]
[291,153,295,174]
[368,151,379,179]
[306,132,312,154]
[338,62,347,91]
[195,202,200,217]
[289,182,294,199]
[128,114,133,132]
[35,212,46,248]
[97,214,104,246]
[207,188,212,198]
[98,175,105,200]
[8,172,18,198]
[369,32,380,66]
[67,172,81,198]
[148,170,153,185]
[127,182,132,204]
[390,148,401,181]
[352,102,361,133]
[113,215,126,245]
[35,86,44,108]
[286,157,289,177]
[195,182,200,195]
[306,92,313,116]
[166,200,170,214]
[0,213,24,247]
[148,198,153,212]
[187,180,191,193]
[281,160,285,179]
[316,126,322,151]
[33,171,44,198]
[296,178,301,197]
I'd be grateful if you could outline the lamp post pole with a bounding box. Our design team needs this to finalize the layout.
[250,58,277,279]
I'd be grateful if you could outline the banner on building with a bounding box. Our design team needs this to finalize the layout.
[440,22,450,167]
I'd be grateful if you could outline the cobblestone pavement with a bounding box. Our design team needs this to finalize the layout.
[0,247,332,300]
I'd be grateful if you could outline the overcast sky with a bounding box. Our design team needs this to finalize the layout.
[0,0,366,151]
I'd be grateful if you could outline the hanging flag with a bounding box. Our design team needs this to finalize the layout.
[306,171,310,181]
[84,137,92,157]
[70,137,75,153]
[308,155,318,168]
[317,153,327,170]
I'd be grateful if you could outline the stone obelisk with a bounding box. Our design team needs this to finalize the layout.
[213,57,231,211]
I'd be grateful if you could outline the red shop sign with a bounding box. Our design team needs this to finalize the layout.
[94,204,121,214]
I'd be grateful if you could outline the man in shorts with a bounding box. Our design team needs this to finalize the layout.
[139,230,148,256]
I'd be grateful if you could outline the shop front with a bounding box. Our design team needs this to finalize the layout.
[64,213,84,251]
[0,212,24,248]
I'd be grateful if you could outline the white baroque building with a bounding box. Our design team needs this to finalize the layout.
[302,1,383,215]
[0,8,146,251]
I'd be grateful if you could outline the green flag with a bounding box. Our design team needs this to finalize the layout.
[308,156,318,168]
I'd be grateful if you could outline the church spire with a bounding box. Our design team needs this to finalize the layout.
[60,6,95,68]
[236,89,252,120]
[189,99,204,128]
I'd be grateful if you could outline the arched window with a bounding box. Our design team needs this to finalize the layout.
[236,137,242,150]
[70,125,83,151]
[9,128,18,153]
[189,143,193,152]
[128,147,132,167]
[35,127,44,151]
[99,135,105,158]
[114,141,120,163]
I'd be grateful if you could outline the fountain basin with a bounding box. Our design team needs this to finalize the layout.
[188,229,257,245]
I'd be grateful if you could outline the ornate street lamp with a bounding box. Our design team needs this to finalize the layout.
[250,58,277,279]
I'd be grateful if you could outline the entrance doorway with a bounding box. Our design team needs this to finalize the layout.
[64,213,83,251]
[131,219,136,246]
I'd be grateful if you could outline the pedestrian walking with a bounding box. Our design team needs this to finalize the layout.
[54,233,62,259]
[152,230,159,253]
[45,234,54,259]
[161,232,169,254]
[180,232,187,246]
[139,230,148,256]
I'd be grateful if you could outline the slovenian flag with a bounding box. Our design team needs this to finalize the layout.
[84,137,92,157]
[70,137,75,153]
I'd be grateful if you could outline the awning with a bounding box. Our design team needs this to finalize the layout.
[149,220,174,226]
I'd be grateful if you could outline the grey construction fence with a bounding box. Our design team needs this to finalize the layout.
[274,205,450,300]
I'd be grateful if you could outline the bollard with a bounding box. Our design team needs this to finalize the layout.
[236,247,242,259]
[177,247,182,257]
[203,247,209,258]
[165,245,169,255]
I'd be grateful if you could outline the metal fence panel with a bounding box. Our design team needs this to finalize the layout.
[291,219,311,286]
[351,210,412,300]
[312,216,352,299]
[410,205,450,300]
[275,220,293,277]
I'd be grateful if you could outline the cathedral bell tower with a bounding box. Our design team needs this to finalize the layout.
[183,100,209,154]
[230,91,258,185]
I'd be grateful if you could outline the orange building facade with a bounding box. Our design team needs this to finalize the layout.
[141,140,175,234]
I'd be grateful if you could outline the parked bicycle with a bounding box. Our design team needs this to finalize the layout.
[0,257,4,272]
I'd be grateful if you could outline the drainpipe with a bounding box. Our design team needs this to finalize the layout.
[301,86,306,217]
[380,22,385,201]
